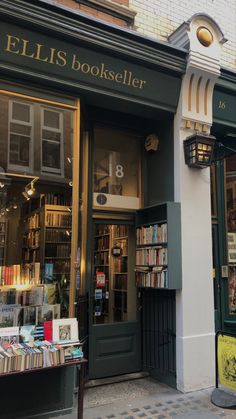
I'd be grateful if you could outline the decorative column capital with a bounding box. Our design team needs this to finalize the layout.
[169,13,227,130]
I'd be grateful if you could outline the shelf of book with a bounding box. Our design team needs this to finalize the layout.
[135,202,182,290]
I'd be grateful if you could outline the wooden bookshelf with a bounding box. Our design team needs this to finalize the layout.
[135,202,182,290]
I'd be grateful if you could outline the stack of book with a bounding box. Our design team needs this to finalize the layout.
[0,340,83,374]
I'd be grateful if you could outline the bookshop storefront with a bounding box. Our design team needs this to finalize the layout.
[0,1,187,414]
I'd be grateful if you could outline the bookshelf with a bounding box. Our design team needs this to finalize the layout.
[93,224,110,323]
[111,225,129,322]
[93,223,135,323]
[22,204,72,282]
[135,202,182,290]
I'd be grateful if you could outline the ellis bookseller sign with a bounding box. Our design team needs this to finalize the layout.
[0,21,181,110]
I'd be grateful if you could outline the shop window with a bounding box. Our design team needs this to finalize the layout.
[8,101,33,171]
[41,107,63,175]
[0,90,77,327]
[226,154,236,315]
[93,126,141,210]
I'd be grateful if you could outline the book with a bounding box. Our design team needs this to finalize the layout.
[19,325,35,343]
[44,321,52,341]
[0,326,19,345]
[37,304,60,325]
[52,318,79,344]
[23,306,37,325]
[0,304,20,327]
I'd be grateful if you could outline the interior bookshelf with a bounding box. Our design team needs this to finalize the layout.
[93,224,133,323]
[93,224,110,323]
[22,204,71,279]
[111,225,129,322]
[135,202,182,290]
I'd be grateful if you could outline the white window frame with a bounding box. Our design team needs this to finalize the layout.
[8,100,33,172]
[41,106,64,176]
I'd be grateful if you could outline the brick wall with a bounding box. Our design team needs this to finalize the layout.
[130,0,236,71]
[53,0,129,27]
[52,0,236,71]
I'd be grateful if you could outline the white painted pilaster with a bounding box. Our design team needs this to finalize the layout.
[170,14,226,392]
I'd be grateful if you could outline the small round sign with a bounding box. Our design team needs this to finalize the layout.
[111,245,123,258]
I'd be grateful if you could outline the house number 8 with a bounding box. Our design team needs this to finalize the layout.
[115,165,124,178]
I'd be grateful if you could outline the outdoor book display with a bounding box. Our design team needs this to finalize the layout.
[0,318,86,419]
[135,202,182,290]
[0,318,83,374]
[0,193,86,418]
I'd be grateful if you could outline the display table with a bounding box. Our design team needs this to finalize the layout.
[0,358,87,419]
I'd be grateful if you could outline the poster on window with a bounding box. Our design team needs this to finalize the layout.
[228,233,236,263]
[228,268,236,315]
[96,271,106,287]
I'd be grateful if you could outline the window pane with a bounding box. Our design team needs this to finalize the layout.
[226,154,236,315]
[12,102,30,122]
[93,126,140,209]
[9,134,30,166]
[44,110,60,129]
[42,140,60,169]
[42,129,61,142]
[10,123,31,136]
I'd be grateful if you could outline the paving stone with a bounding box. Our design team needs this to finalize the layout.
[138,413,147,417]
[131,408,140,412]
[155,403,163,407]
[120,413,129,416]
[107,415,116,418]
[150,409,158,414]
[143,405,152,409]
[124,416,135,419]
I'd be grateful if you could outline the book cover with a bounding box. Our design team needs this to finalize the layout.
[0,326,19,344]
[0,304,20,328]
[20,325,35,343]
[37,304,54,325]
[43,263,54,283]
[44,284,56,304]
[44,321,52,341]
[23,306,37,325]
[52,318,79,344]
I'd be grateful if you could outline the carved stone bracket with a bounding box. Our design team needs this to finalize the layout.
[169,13,227,130]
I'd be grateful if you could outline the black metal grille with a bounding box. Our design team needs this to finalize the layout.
[141,288,176,386]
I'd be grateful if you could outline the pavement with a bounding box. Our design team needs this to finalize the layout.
[53,376,236,419]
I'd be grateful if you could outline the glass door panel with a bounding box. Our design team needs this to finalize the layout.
[92,222,136,324]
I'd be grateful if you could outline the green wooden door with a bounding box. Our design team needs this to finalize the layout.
[88,221,141,379]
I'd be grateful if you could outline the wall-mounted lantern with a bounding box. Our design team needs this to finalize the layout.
[184,133,216,168]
